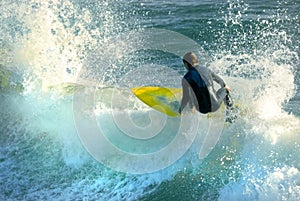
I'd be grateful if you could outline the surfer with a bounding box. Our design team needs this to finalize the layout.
[179,52,233,114]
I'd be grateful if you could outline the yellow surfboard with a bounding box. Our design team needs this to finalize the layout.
[131,86,182,117]
[131,86,241,121]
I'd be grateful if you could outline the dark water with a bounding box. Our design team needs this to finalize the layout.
[1,0,300,200]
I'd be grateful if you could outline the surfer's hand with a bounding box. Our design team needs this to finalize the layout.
[225,85,232,93]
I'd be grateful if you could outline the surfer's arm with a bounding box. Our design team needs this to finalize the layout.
[211,70,231,93]
[211,70,226,87]
[179,78,190,114]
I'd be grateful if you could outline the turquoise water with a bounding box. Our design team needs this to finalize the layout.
[1,0,300,200]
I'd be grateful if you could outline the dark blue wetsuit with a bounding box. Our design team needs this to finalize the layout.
[180,66,211,114]
[180,65,228,114]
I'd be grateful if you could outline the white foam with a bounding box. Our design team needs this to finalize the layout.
[218,166,300,201]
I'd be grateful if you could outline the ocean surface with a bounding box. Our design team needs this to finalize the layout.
[1,0,300,200]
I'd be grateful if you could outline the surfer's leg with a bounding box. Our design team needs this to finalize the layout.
[218,88,238,123]
[210,89,224,112]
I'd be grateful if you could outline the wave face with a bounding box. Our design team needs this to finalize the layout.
[1,0,299,200]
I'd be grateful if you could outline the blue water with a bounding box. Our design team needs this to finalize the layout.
[1,0,300,200]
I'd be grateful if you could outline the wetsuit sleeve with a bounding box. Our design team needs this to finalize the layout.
[211,70,226,87]
[179,78,190,113]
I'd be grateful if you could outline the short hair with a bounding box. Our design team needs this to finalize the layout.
[183,52,199,66]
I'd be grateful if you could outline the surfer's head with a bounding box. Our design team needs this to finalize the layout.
[183,52,199,69]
